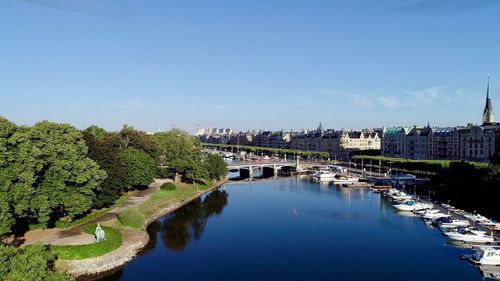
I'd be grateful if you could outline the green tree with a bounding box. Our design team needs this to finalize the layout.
[83,132,128,208]
[0,118,106,235]
[83,125,106,139]
[118,125,158,158]
[120,147,155,188]
[155,129,206,182]
[0,244,72,281]
[205,153,227,180]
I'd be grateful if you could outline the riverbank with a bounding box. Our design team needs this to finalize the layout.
[58,179,227,280]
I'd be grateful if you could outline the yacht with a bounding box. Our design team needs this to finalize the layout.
[463,213,493,225]
[420,210,449,220]
[445,228,495,243]
[312,170,336,181]
[332,175,359,184]
[464,246,500,265]
[433,217,470,230]
[393,200,433,212]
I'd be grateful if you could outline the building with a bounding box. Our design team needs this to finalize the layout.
[229,132,254,146]
[483,76,495,125]
[459,124,496,162]
[381,127,411,158]
[428,127,460,160]
[289,123,381,160]
[406,125,432,160]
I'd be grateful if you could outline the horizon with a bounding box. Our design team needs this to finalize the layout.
[2,0,499,132]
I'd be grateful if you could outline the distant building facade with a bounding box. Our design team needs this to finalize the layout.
[380,77,499,162]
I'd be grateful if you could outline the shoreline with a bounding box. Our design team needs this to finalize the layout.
[60,179,228,281]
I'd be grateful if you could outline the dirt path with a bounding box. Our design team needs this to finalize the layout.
[21,179,170,247]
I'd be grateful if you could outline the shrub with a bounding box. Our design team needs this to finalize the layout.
[118,207,145,228]
[160,182,176,191]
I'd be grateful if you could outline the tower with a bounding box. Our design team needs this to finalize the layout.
[482,75,495,125]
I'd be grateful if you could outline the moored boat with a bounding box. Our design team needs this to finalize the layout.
[445,228,495,243]
[393,200,433,212]
[463,246,500,265]
[312,170,336,181]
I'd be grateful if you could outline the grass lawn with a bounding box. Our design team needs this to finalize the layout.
[138,183,199,218]
[51,224,123,260]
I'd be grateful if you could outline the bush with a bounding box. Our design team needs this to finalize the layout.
[118,207,145,228]
[160,182,176,191]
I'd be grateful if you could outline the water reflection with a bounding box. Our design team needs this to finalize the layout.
[159,189,228,251]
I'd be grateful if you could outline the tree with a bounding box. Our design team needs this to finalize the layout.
[83,125,106,140]
[120,147,155,188]
[0,243,71,281]
[205,153,227,180]
[83,132,128,208]
[155,129,206,182]
[185,158,209,184]
[0,118,107,235]
[118,125,158,158]
[490,150,500,165]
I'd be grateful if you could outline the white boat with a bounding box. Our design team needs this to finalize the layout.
[422,211,449,221]
[312,170,336,181]
[332,175,359,184]
[415,209,439,216]
[433,217,470,230]
[463,213,492,224]
[393,200,433,212]
[445,228,494,243]
[466,246,500,265]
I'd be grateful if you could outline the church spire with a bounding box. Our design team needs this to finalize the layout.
[482,75,495,125]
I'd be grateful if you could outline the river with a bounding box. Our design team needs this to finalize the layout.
[99,176,498,281]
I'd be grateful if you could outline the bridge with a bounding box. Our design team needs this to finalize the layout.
[227,160,329,178]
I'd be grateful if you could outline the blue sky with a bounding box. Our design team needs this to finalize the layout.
[1,0,499,133]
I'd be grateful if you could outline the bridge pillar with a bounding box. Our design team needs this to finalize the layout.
[248,165,253,178]
[273,165,278,176]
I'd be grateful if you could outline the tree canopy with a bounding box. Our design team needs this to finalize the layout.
[0,118,106,235]
[120,147,156,188]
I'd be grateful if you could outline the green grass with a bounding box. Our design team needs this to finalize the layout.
[51,224,123,260]
[197,180,214,190]
[138,183,200,218]
[54,192,134,229]
[118,207,145,229]
[351,155,489,169]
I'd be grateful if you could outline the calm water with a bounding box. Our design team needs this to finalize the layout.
[101,177,497,281]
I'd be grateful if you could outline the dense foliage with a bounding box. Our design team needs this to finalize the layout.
[120,147,156,188]
[425,162,500,220]
[0,117,226,239]
[155,130,225,184]
[0,118,106,235]
[0,243,71,281]
[83,132,128,208]
[205,153,227,180]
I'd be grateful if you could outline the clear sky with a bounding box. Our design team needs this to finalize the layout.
[1,0,499,133]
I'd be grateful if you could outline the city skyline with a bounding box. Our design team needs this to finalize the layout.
[2,0,500,132]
